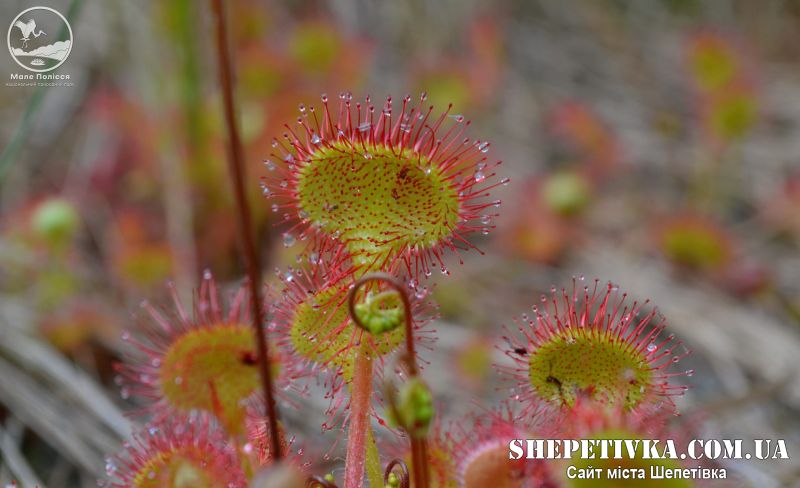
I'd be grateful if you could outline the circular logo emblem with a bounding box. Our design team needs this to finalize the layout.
[7,6,72,73]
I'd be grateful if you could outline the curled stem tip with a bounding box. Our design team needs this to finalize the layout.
[384,458,410,488]
[347,273,431,488]
[347,272,417,375]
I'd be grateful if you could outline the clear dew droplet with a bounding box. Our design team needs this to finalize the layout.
[282,233,296,247]
[311,134,322,144]
[647,343,657,352]
[474,171,486,182]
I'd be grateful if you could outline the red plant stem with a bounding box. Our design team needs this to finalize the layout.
[209,0,282,459]
[344,349,374,488]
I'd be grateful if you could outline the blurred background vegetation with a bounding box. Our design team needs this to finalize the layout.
[1,0,799,486]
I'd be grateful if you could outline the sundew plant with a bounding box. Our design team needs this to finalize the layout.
[96,5,701,488]
[96,3,703,488]
[9,0,800,486]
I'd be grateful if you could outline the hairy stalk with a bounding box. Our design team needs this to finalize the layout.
[209,0,282,458]
[344,347,374,488]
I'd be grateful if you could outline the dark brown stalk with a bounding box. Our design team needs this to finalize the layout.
[347,273,430,488]
[209,0,282,459]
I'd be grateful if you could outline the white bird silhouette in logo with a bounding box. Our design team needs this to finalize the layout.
[13,19,47,49]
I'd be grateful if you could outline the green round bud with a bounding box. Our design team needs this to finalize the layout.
[388,378,434,438]
[385,472,400,488]
[354,291,405,335]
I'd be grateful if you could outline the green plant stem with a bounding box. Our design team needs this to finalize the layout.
[344,348,374,488]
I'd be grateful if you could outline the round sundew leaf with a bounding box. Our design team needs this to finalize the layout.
[31,198,79,247]
[288,284,405,381]
[528,330,652,410]
[462,441,527,488]
[134,452,215,488]
[295,142,461,265]
[661,225,728,270]
[542,171,591,217]
[565,430,693,488]
[159,323,268,436]
[690,40,737,93]
[709,92,756,141]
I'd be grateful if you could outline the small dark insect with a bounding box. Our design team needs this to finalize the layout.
[240,351,258,366]
[391,188,400,200]
[545,375,562,388]
[397,167,410,180]
[513,347,528,355]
